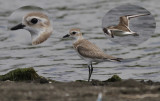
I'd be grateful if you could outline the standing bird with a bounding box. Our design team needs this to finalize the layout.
[63,28,122,81]
[10,12,53,45]
[103,13,150,38]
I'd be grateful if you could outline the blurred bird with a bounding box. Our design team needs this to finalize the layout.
[63,28,122,81]
[103,13,150,38]
[10,12,53,45]
[97,93,102,101]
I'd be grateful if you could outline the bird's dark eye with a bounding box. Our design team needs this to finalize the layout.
[30,18,38,24]
[72,32,76,35]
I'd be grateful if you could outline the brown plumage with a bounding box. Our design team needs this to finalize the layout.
[73,39,119,61]
[24,12,49,20]
[32,31,52,45]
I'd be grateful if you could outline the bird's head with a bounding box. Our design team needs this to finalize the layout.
[10,12,53,45]
[63,28,83,40]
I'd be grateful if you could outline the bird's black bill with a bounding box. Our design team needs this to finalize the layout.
[63,34,70,38]
[10,23,25,30]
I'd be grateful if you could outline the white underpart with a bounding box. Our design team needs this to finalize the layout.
[107,29,112,36]
[112,30,134,36]
[32,27,45,42]
[23,24,43,42]
[72,32,84,42]
[76,51,106,66]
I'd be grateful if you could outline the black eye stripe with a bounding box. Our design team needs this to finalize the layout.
[30,18,38,24]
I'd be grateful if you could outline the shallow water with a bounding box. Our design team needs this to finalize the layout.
[0,0,160,82]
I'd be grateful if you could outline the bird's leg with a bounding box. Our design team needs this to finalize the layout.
[88,65,91,82]
[90,63,93,77]
[88,63,93,82]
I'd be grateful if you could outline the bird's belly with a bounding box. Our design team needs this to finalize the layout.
[79,55,106,63]
[112,30,134,36]
[75,51,107,64]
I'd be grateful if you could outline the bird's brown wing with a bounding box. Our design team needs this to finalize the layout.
[76,40,116,60]
[119,16,129,26]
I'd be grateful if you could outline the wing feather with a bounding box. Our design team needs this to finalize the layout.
[75,40,116,60]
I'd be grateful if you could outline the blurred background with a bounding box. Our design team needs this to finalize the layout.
[0,0,160,82]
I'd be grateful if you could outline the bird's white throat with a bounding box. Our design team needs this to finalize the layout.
[28,26,53,45]
[74,35,84,43]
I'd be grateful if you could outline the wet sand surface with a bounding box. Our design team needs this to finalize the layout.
[0,79,160,101]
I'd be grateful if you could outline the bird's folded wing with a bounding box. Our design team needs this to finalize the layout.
[77,45,113,59]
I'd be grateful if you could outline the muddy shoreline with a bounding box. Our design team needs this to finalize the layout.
[0,68,160,101]
[0,79,160,101]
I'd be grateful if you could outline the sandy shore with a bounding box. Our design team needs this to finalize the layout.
[0,68,159,101]
[0,79,160,101]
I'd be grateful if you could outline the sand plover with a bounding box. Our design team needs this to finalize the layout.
[63,28,122,81]
[10,12,53,45]
[103,13,150,38]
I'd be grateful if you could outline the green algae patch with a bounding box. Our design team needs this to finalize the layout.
[75,75,122,85]
[107,75,122,82]
[75,75,122,86]
[0,67,49,83]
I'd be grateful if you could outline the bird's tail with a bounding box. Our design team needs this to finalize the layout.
[111,58,123,62]
[132,32,139,36]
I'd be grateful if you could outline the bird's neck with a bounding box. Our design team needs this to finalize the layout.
[75,35,84,42]
[30,26,53,45]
